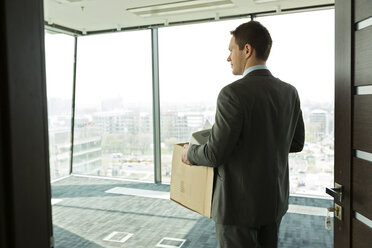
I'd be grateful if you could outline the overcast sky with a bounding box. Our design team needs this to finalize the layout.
[45,9,334,108]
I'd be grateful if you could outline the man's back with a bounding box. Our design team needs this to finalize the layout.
[188,69,304,226]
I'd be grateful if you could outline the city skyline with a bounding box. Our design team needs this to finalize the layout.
[48,98,334,197]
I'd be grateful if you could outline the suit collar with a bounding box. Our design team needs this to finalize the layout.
[244,69,272,77]
[242,65,268,77]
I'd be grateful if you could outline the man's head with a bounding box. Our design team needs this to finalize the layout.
[227,21,272,75]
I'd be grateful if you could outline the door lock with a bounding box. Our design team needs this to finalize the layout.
[327,203,342,220]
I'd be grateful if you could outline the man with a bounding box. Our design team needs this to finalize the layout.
[182,21,304,248]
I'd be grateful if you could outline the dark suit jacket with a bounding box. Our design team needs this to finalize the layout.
[188,69,304,227]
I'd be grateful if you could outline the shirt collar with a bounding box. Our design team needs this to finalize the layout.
[242,64,268,77]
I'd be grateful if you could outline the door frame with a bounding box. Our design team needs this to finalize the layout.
[0,0,53,247]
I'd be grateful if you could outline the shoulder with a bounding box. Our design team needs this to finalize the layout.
[216,79,246,108]
[218,79,244,101]
[278,79,300,97]
[273,78,301,104]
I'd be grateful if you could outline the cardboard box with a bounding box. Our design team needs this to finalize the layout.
[170,143,214,218]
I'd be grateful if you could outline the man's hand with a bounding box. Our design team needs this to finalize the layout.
[182,144,192,165]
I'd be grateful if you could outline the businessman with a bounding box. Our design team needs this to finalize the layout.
[182,21,305,248]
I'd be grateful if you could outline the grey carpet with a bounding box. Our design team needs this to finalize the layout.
[51,176,333,248]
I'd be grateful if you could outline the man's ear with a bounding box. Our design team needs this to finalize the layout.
[245,43,253,59]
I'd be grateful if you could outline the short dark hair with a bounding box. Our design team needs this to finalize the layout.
[230,21,272,61]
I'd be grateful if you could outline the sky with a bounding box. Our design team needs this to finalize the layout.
[45,9,334,108]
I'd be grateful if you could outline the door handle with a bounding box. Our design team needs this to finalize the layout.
[325,183,343,202]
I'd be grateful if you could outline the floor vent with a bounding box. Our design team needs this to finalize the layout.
[156,237,186,248]
[103,231,133,243]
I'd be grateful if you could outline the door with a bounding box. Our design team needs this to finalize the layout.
[0,0,53,247]
[333,0,372,247]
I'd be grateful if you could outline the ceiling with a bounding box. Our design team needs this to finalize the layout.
[44,0,334,35]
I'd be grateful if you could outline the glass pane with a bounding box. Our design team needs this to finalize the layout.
[257,9,335,197]
[45,32,74,181]
[73,31,154,182]
[159,19,248,183]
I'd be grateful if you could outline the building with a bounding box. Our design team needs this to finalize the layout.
[49,128,102,179]
[309,109,328,140]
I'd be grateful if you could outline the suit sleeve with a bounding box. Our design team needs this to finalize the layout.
[187,86,243,167]
[290,109,305,153]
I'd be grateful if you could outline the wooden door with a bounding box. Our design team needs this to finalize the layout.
[0,0,53,247]
[334,0,372,247]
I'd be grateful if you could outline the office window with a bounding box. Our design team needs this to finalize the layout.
[74,31,153,181]
[45,32,75,180]
[257,9,335,196]
[158,19,248,183]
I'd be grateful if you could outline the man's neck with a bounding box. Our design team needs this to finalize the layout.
[244,60,266,71]
[242,64,268,77]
